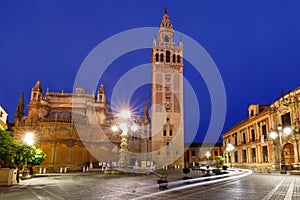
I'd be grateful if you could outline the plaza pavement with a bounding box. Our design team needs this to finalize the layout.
[0,169,299,199]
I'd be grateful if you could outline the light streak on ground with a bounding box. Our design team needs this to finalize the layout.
[134,169,253,200]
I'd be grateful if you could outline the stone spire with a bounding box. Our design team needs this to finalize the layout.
[98,84,105,94]
[158,7,174,45]
[97,84,106,103]
[32,80,42,92]
[14,92,24,124]
[160,7,173,29]
[30,80,43,101]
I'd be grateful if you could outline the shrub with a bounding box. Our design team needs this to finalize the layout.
[215,167,221,175]
[182,167,190,175]
[222,165,228,170]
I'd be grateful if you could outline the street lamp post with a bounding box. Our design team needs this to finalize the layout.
[22,132,34,178]
[269,125,292,174]
[226,143,234,168]
[206,151,211,166]
[111,109,139,169]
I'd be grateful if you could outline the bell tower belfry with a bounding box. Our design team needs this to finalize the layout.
[151,8,184,169]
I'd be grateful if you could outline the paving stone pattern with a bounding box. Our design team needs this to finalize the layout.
[1,171,300,200]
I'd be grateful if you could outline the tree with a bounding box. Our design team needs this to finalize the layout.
[0,130,46,169]
[214,156,224,168]
[27,146,46,167]
[0,130,19,168]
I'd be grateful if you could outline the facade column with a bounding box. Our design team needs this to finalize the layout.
[257,145,261,163]
[226,153,229,164]
[271,144,277,169]
[238,149,241,164]
[294,140,299,163]
[51,142,56,166]
[268,143,272,163]
[247,147,251,164]
[68,142,72,164]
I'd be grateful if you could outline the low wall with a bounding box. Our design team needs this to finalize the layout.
[0,168,17,186]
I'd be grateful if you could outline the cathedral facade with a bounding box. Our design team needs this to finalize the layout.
[13,81,150,172]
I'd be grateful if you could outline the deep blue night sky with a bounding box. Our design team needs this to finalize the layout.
[1,1,300,143]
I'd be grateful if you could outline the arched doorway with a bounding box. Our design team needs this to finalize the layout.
[283,143,294,167]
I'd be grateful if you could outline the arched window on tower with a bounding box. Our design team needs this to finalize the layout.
[155,53,159,62]
[160,53,164,62]
[177,55,181,63]
[166,51,170,62]
[173,54,176,63]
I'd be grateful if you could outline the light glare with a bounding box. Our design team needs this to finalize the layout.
[205,151,211,158]
[24,132,34,146]
[283,127,292,135]
[119,122,128,133]
[130,124,139,132]
[226,143,234,152]
[269,131,278,139]
[119,110,131,120]
[111,125,119,132]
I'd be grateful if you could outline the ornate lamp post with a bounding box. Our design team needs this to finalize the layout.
[111,109,139,169]
[226,143,234,168]
[22,132,34,178]
[269,125,292,174]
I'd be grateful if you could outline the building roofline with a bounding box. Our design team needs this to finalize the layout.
[222,107,270,137]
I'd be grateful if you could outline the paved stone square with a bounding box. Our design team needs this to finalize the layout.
[1,170,300,200]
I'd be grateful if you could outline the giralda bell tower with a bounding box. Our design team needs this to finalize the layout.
[151,8,184,168]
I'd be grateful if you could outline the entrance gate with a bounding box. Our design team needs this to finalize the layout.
[283,143,294,168]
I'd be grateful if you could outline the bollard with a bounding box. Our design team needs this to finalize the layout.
[64,167,67,173]
[39,168,42,174]
[83,166,86,173]
[60,167,63,173]
[43,168,46,174]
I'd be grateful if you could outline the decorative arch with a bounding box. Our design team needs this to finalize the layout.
[177,55,180,63]
[155,53,159,62]
[166,51,170,62]
[160,53,164,62]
